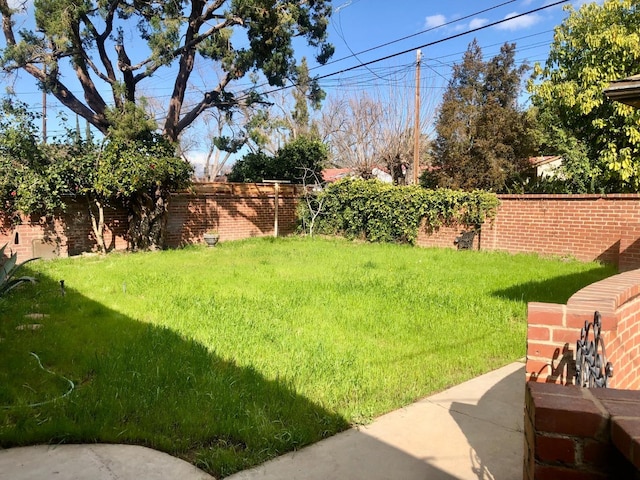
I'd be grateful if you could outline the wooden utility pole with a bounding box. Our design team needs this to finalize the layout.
[42,65,47,143]
[413,49,421,184]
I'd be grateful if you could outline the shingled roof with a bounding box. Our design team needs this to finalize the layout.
[604,73,640,108]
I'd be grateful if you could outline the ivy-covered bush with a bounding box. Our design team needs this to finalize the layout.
[298,178,499,244]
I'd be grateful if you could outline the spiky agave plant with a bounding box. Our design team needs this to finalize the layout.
[0,244,37,297]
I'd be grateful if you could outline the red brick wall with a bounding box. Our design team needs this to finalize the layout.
[417,194,640,271]
[524,383,640,480]
[0,201,128,260]
[3,191,640,269]
[524,269,640,480]
[166,183,301,247]
[0,183,301,261]
[526,269,640,389]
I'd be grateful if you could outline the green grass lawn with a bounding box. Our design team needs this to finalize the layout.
[0,237,616,477]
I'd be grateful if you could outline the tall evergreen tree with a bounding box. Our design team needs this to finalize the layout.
[426,40,536,191]
[429,40,484,190]
[291,58,325,140]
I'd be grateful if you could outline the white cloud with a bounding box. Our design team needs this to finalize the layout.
[425,14,447,29]
[495,12,542,31]
[469,18,489,29]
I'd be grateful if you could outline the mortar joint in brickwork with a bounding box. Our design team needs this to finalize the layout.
[581,383,614,442]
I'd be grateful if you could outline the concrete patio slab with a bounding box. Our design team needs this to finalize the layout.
[0,444,214,480]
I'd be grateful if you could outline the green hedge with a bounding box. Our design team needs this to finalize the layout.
[298,178,500,244]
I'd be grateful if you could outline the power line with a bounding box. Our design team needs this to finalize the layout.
[15,1,569,127]
[228,0,566,103]
[313,0,569,84]
[318,0,521,71]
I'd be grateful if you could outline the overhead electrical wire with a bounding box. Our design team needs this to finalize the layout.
[312,0,569,85]
[191,1,566,106]
[143,1,558,111]
[17,2,559,99]
[21,0,569,125]
[214,0,531,99]
[315,0,522,71]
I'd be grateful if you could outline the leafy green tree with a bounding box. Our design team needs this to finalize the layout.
[227,151,274,183]
[529,0,640,192]
[0,0,333,143]
[0,100,191,252]
[96,128,192,251]
[426,40,536,191]
[0,100,81,222]
[428,40,486,190]
[290,58,325,140]
[228,136,327,183]
[526,105,605,193]
[0,100,114,250]
[274,135,327,181]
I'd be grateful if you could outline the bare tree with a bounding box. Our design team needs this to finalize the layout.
[298,167,327,237]
[180,107,250,181]
[321,94,384,177]
[320,73,437,183]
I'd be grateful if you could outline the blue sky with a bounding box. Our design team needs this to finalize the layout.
[2,0,600,167]
[311,0,597,103]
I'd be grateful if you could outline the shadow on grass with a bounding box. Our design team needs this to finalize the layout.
[490,264,617,305]
[0,271,348,478]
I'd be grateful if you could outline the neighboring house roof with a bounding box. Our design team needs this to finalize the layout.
[604,73,640,108]
[528,156,563,180]
[321,168,353,183]
[529,156,563,168]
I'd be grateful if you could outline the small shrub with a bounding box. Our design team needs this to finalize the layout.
[0,244,37,297]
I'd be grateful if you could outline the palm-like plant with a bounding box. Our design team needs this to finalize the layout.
[0,244,37,297]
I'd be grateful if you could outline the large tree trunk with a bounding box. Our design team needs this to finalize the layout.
[127,185,169,251]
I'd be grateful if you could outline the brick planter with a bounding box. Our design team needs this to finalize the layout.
[525,269,640,479]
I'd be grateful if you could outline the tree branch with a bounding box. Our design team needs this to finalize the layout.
[80,8,118,86]
[69,20,108,115]
[115,44,135,102]
[130,16,242,84]
[26,63,110,132]
[0,0,17,47]
[171,73,236,139]
[202,0,226,21]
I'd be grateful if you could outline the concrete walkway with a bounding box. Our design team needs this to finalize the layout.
[0,444,214,480]
[0,362,525,480]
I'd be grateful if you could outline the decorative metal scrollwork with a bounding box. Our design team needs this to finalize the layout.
[575,311,614,388]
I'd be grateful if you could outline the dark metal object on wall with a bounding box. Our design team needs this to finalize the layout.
[454,230,477,250]
[575,311,614,388]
